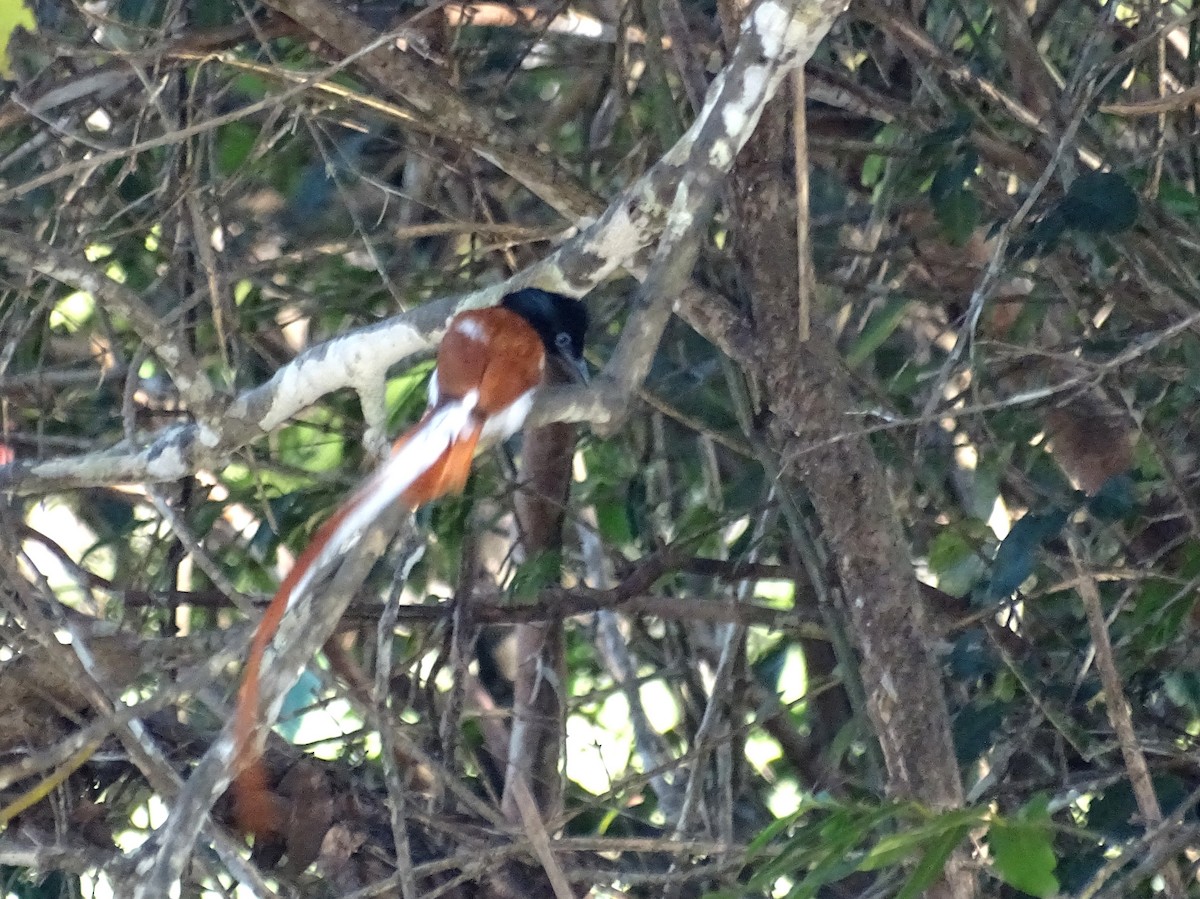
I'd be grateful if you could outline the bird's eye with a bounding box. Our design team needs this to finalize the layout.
[555,332,573,351]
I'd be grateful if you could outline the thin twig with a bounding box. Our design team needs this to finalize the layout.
[1068,531,1185,899]
[374,542,425,899]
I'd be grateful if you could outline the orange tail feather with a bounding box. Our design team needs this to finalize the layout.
[231,412,483,838]
[413,421,483,505]
[231,504,350,838]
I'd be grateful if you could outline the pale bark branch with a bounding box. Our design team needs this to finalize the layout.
[9,6,855,887]
[1,0,845,501]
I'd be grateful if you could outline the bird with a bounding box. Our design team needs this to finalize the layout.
[232,287,589,839]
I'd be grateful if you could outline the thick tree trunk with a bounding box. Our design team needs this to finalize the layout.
[727,85,977,899]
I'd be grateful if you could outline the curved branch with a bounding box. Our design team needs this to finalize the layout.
[0,0,844,499]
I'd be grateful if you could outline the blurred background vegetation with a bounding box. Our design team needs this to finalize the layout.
[2,0,1200,896]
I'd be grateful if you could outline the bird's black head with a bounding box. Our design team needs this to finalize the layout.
[501,288,589,383]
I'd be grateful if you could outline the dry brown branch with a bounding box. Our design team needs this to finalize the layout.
[1100,84,1200,116]
[1069,532,1186,899]
[502,363,576,829]
[720,4,973,895]
[261,0,602,220]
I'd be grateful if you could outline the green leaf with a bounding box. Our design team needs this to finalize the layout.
[1017,793,1052,822]
[1129,574,1194,654]
[217,122,259,175]
[989,820,1059,897]
[1163,671,1200,713]
[985,509,1068,599]
[928,527,976,574]
[845,296,911,367]
[861,123,905,189]
[1158,178,1200,218]
[0,0,35,80]
[594,490,634,546]
[508,550,563,600]
[896,824,972,899]
[233,71,270,100]
[746,808,806,854]
[860,827,939,871]
[1086,473,1135,521]
[934,186,981,246]
[387,360,436,429]
[1059,171,1139,234]
[277,419,345,474]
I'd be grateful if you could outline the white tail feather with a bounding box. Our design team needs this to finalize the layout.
[282,396,477,614]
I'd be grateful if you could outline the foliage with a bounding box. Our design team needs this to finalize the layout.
[2,0,1200,896]
[0,0,34,79]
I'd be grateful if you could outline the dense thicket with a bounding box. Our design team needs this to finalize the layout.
[3,0,1200,896]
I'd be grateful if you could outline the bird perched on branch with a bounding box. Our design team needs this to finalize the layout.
[232,288,589,839]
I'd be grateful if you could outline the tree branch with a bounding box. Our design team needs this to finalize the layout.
[0,0,844,498]
[261,0,601,220]
[0,233,217,420]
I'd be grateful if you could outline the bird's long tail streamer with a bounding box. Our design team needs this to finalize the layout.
[232,398,484,837]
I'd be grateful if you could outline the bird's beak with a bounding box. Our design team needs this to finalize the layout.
[560,353,590,385]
